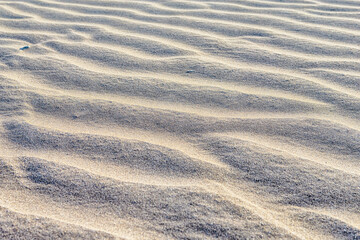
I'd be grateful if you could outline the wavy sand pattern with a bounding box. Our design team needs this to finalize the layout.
[0,0,360,239]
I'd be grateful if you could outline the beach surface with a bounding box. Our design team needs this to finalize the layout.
[0,0,360,239]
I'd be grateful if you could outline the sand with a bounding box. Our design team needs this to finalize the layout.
[0,0,359,239]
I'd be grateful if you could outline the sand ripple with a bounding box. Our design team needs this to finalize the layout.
[0,0,359,239]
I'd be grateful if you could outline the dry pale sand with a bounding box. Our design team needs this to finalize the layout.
[0,0,359,239]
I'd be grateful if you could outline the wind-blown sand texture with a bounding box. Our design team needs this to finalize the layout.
[0,0,360,239]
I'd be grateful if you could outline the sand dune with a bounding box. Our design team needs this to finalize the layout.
[0,0,359,239]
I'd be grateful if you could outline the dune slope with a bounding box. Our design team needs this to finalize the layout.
[0,0,359,239]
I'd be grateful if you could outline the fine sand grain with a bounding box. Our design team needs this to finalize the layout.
[0,0,359,239]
